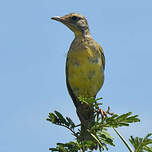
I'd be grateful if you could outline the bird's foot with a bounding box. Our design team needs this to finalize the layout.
[97,106,114,120]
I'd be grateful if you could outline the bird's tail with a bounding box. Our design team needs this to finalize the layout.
[73,97,95,141]
[66,77,95,140]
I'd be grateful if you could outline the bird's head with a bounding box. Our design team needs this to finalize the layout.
[51,13,90,37]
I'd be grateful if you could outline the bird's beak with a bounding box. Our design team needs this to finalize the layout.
[51,15,72,31]
[51,16,65,22]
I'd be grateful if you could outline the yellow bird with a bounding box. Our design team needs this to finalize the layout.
[52,13,105,140]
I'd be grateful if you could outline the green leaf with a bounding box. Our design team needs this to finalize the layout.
[102,112,140,128]
[129,133,152,152]
[78,96,95,105]
[97,130,115,146]
[49,142,80,152]
[54,111,69,126]
[116,112,132,121]
[144,145,152,152]
[95,97,103,101]
[66,117,75,129]
[47,113,59,124]
[80,140,97,151]
[47,97,143,152]
[89,132,104,150]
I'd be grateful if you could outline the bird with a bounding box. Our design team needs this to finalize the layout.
[51,13,105,140]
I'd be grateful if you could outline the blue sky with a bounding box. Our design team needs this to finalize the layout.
[0,0,152,151]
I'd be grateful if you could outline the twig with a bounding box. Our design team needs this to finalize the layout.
[88,130,103,149]
[55,123,79,138]
[113,128,134,152]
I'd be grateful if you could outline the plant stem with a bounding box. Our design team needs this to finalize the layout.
[113,128,134,152]
[56,123,79,138]
[88,130,103,149]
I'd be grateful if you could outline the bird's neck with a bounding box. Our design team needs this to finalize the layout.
[74,28,91,39]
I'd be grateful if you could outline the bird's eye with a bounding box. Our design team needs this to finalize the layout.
[71,16,78,21]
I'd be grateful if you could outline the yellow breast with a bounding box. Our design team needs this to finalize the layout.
[66,44,104,98]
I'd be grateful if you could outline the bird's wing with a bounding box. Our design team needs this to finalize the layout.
[65,56,95,127]
[97,44,105,70]
[65,57,80,108]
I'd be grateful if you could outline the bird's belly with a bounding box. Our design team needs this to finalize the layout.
[67,53,104,97]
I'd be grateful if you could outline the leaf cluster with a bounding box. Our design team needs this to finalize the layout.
[96,112,140,128]
[47,111,78,137]
[49,142,79,152]
[47,97,151,152]
[129,133,152,152]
